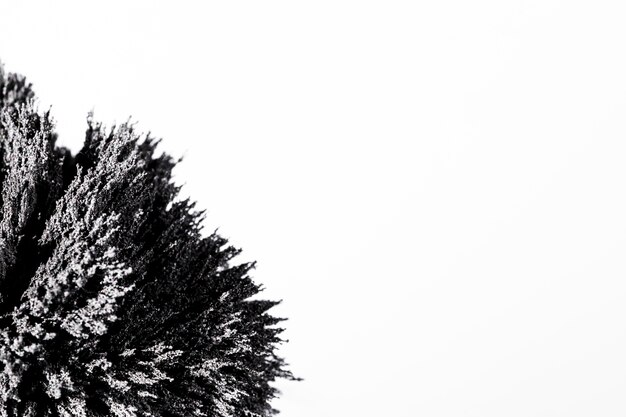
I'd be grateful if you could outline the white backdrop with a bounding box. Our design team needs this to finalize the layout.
[2,1,626,416]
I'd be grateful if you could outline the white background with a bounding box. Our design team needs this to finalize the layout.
[2,1,626,416]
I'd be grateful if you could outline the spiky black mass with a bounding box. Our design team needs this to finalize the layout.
[0,65,294,417]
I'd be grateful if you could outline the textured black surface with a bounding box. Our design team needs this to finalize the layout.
[0,65,294,417]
